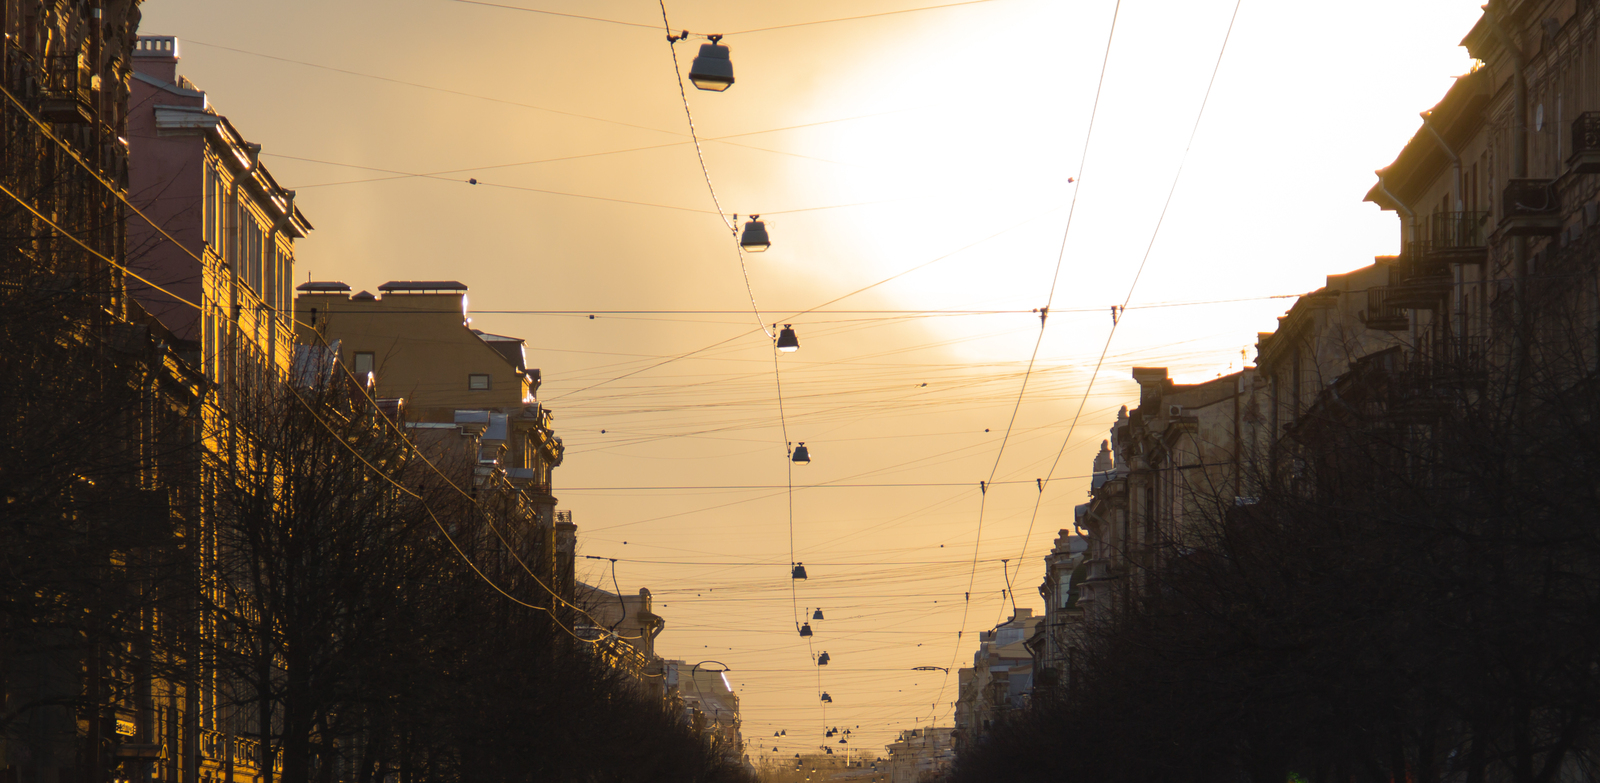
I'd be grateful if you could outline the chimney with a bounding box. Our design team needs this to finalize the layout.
[1131,366,1169,411]
[133,36,180,84]
[1092,440,1113,473]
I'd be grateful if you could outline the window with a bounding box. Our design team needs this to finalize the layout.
[353,352,374,377]
[469,374,491,390]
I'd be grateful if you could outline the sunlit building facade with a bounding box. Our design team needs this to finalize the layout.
[128,36,311,383]
[953,609,1039,751]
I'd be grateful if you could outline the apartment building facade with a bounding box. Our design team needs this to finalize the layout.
[127,36,311,383]
[294,280,568,605]
[1,9,210,783]
[1047,3,1600,755]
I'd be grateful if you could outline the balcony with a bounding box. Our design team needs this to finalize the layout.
[1570,112,1600,174]
[1415,336,1487,387]
[1425,211,1489,265]
[1500,179,1562,237]
[1386,243,1450,309]
[1360,285,1409,330]
[40,55,95,124]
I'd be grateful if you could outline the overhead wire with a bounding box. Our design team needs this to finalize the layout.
[185,39,679,135]
[92,0,1270,739]
[1010,0,1246,599]
[450,0,1009,37]
[930,0,1124,724]
[655,0,821,724]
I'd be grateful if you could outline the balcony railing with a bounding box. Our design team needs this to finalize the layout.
[1500,179,1562,236]
[199,730,282,774]
[1361,286,1408,330]
[40,55,95,124]
[1426,211,1490,264]
[1410,336,1487,387]
[1387,242,1449,309]
[1570,112,1600,174]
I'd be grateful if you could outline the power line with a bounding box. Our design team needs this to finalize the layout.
[728,0,1007,35]
[932,0,1124,727]
[559,478,1069,490]
[451,0,661,28]
[185,39,678,136]
[450,0,1010,37]
[1012,0,1246,577]
[656,0,816,709]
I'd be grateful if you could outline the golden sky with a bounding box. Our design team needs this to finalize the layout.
[141,0,1481,759]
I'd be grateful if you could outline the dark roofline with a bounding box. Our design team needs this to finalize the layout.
[1363,66,1492,210]
[297,281,350,292]
[378,281,468,293]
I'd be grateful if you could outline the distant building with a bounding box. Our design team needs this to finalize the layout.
[1028,529,1086,694]
[576,583,667,681]
[128,36,312,381]
[295,281,568,599]
[664,661,745,765]
[1076,366,1264,621]
[953,609,1040,750]
[883,726,955,783]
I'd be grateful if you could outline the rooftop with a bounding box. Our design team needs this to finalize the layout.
[378,281,468,293]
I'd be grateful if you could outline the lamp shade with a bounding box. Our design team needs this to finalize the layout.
[688,42,734,91]
[777,325,799,352]
[799,622,813,637]
[813,608,824,620]
[792,563,808,579]
[821,692,832,703]
[740,217,770,251]
[792,442,811,463]
[817,652,830,666]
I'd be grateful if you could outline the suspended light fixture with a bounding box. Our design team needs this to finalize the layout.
[813,608,824,620]
[799,622,813,637]
[792,562,808,579]
[687,35,734,91]
[740,215,770,252]
[776,324,799,352]
[818,651,830,666]
[781,730,786,736]
[826,729,835,737]
[821,692,833,703]
[791,442,811,463]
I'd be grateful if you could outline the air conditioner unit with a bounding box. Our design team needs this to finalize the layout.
[1168,404,1183,417]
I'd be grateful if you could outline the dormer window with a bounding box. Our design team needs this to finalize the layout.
[469,374,491,391]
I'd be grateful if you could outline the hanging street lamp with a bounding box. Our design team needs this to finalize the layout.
[740,215,770,251]
[791,442,811,463]
[792,562,808,579]
[776,324,799,352]
[799,622,814,637]
[812,608,824,620]
[688,35,734,91]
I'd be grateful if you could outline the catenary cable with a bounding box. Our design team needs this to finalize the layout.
[1010,0,1246,589]
[928,0,1124,726]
